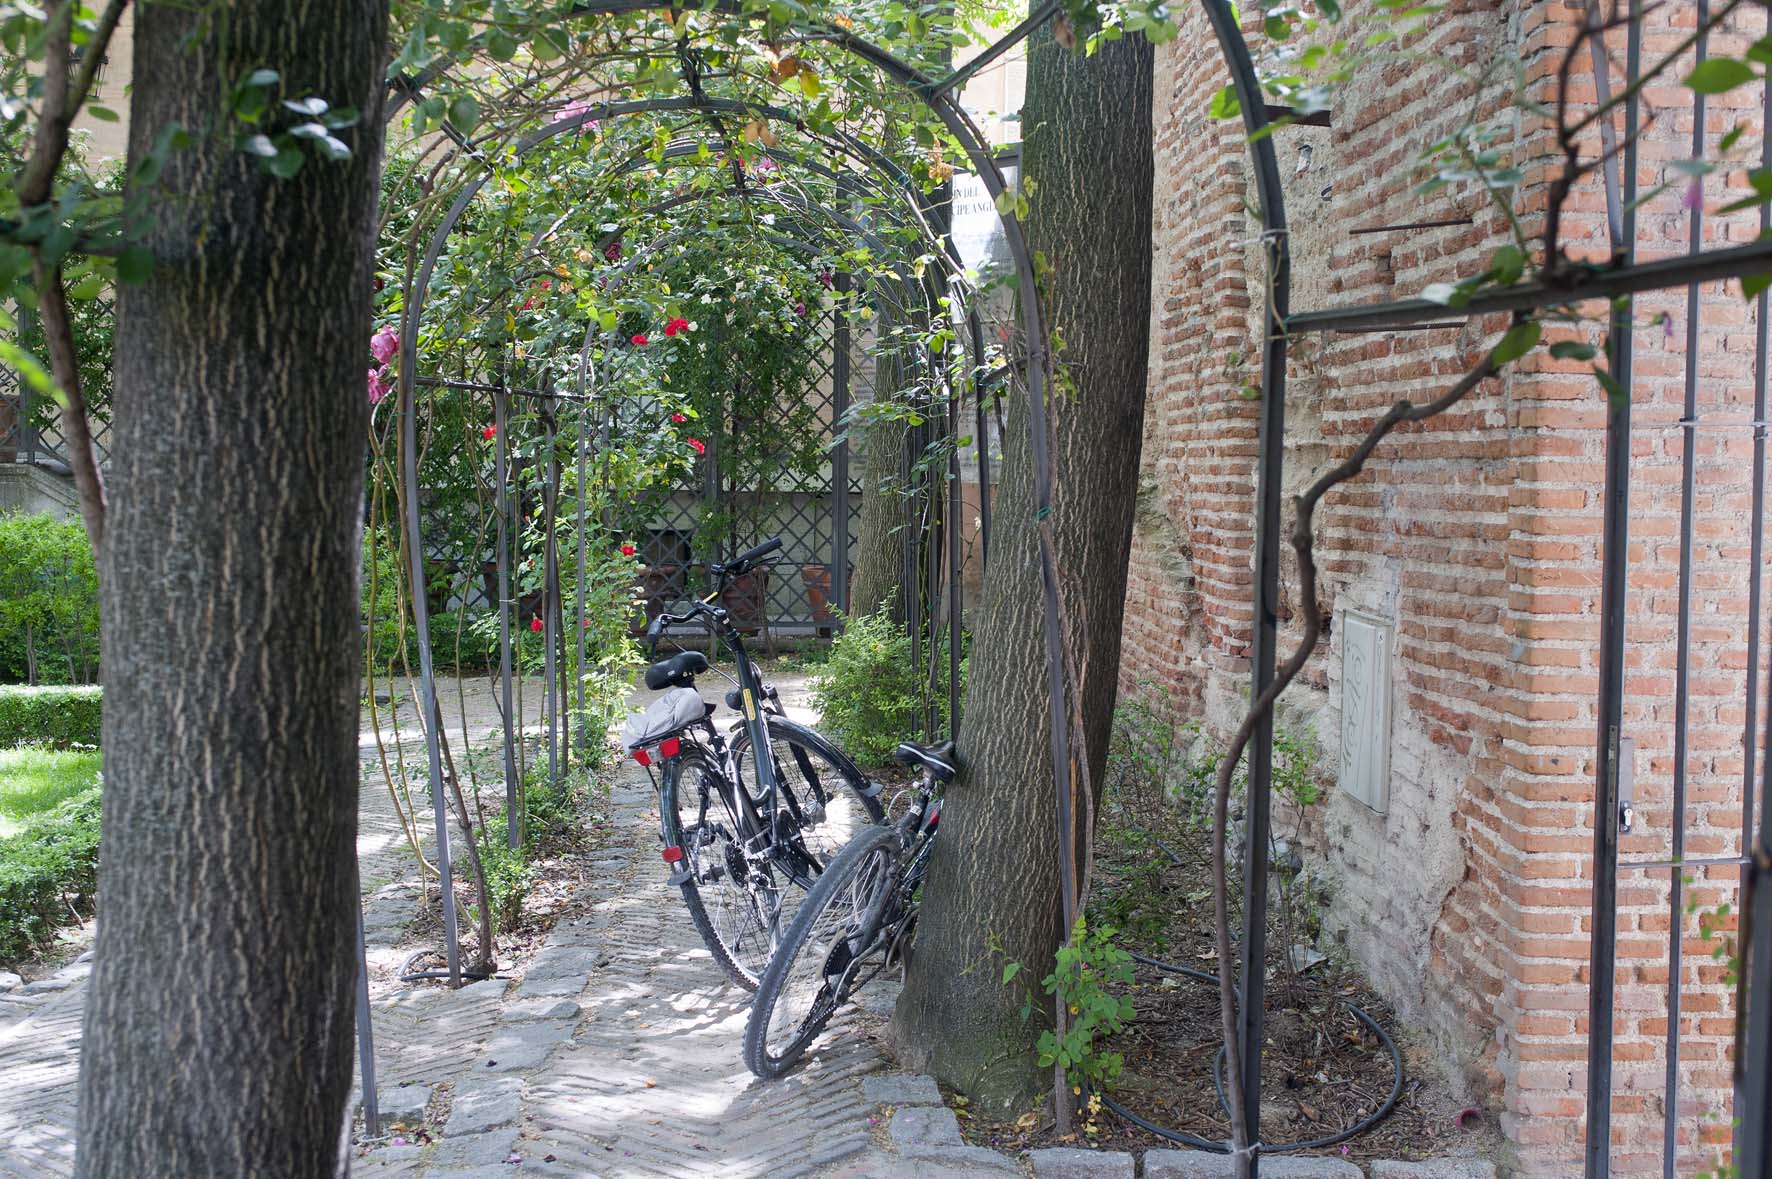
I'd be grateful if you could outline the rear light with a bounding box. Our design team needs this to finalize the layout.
[632,748,652,767]
[662,846,684,864]
[660,737,681,759]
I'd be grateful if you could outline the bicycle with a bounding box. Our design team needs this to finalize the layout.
[622,537,886,990]
[742,738,955,1078]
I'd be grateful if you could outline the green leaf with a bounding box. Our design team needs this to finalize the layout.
[1745,272,1772,300]
[1490,244,1524,285]
[1208,83,1241,121]
[244,68,280,87]
[1490,320,1541,365]
[86,105,117,122]
[116,246,154,285]
[1548,340,1596,361]
[237,133,277,158]
[282,95,329,117]
[1685,58,1756,95]
[1593,365,1627,409]
[448,94,481,133]
[312,134,352,162]
[265,145,304,179]
[1002,961,1021,985]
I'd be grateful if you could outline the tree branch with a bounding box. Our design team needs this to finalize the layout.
[1211,335,1502,1162]
[32,260,108,550]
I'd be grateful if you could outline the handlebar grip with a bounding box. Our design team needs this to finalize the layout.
[735,536,782,566]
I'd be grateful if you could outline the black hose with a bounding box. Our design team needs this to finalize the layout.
[1093,948,1404,1154]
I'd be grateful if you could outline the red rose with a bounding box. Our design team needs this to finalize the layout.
[688,438,706,455]
[671,413,686,423]
[664,316,690,337]
[482,426,497,440]
[530,617,543,633]
[621,543,636,557]
[631,333,649,346]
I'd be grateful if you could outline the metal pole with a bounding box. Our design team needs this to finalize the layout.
[1664,7,1707,1171]
[394,337,461,987]
[543,402,561,789]
[833,274,852,618]
[574,374,591,759]
[1198,4,1290,1173]
[969,308,992,571]
[16,305,37,467]
[1738,33,1772,1170]
[494,391,519,849]
[354,903,380,1138]
[1584,10,1642,1176]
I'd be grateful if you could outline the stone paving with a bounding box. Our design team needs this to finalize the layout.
[0,670,1503,1179]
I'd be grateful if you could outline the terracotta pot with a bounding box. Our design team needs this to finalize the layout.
[719,568,768,636]
[800,564,834,625]
[633,564,682,636]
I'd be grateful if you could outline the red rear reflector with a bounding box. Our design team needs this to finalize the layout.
[662,846,684,863]
[632,748,652,766]
[660,737,681,758]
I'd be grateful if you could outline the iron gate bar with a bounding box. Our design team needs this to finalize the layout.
[1283,239,1772,335]
[1665,7,1710,1171]
[1584,8,1642,1174]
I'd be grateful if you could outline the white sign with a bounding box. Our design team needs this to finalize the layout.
[1338,611,1393,813]
[951,163,1018,280]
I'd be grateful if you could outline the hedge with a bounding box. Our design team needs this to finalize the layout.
[0,686,102,749]
[0,786,101,962]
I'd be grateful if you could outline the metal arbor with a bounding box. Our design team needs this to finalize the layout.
[368,0,1062,1058]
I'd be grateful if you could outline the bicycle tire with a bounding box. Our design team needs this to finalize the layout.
[730,716,885,882]
[744,822,903,1078]
[661,743,774,990]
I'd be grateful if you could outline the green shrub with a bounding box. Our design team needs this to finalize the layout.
[0,786,101,962]
[810,610,962,769]
[0,512,99,685]
[478,815,533,936]
[0,686,102,749]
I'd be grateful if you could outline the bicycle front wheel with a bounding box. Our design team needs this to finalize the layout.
[730,716,884,884]
[743,822,903,1078]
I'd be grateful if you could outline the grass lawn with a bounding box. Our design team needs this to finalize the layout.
[0,747,102,837]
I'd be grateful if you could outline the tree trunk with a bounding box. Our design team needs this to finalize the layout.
[76,4,387,1177]
[847,307,912,622]
[889,23,1154,1112]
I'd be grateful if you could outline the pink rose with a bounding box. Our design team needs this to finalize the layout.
[370,324,399,365]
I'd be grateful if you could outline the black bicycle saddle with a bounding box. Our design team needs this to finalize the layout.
[892,740,957,783]
[644,650,709,690]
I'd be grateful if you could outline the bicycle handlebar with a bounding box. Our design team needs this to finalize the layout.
[709,536,781,581]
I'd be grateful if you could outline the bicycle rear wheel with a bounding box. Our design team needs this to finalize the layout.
[661,744,776,990]
[743,823,902,1078]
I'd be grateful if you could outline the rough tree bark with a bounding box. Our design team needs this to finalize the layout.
[75,3,388,1177]
[847,306,912,621]
[889,22,1154,1110]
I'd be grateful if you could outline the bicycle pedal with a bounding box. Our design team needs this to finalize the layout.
[860,780,883,799]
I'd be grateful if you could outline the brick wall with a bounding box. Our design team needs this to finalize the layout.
[1119,2,1769,1173]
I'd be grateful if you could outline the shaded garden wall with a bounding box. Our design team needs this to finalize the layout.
[1119,2,1771,1172]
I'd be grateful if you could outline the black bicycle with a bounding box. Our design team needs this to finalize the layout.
[623,537,886,990]
[742,739,954,1077]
